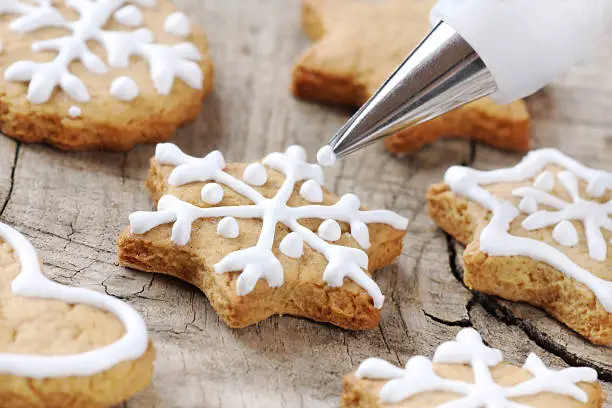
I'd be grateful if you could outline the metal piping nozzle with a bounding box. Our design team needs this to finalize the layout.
[327,21,497,159]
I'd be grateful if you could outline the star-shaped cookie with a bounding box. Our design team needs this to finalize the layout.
[293,0,530,154]
[118,143,408,330]
[428,149,612,345]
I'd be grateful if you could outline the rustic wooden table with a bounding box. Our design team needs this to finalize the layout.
[0,1,610,407]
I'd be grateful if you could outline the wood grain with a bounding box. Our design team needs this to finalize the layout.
[0,0,609,407]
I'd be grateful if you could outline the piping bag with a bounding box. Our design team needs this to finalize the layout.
[317,0,612,165]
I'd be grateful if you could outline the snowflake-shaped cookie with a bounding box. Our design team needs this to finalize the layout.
[353,328,599,407]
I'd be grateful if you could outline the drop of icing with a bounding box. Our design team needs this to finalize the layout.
[299,179,323,203]
[586,173,607,198]
[164,12,191,37]
[533,171,555,191]
[518,196,538,214]
[552,220,579,247]
[114,5,143,27]
[201,183,224,205]
[243,163,267,186]
[279,232,304,258]
[318,219,341,241]
[350,221,370,249]
[68,105,82,118]
[217,217,239,239]
[286,145,307,162]
[110,76,139,101]
[317,145,336,167]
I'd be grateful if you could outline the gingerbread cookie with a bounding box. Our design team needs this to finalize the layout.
[293,0,530,154]
[343,328,603,407]
[428,149,612,345]
[0,222,154,407]
[118,143,408,329]
[0,0,213,151]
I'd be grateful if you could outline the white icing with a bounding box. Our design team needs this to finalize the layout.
[285,145,307,162]
[201,182,224,205]
[518,196,537,214]
[242,162,267,186]
[279,232,303,258]
[217,216,239,239]
[316,145,336,167]
[553,220,579,247]
[114,5,143,27]
[318,219,341,242]
[129,143,409,309]
[1,0,203,103]
[533,170,555,191]
[445,149,612,312]
[163,11,190,37]
[67,105,81,118]
[110,76,139,101]
[356,328,597,405]
[0,222,148,378]
[299,179,323,203]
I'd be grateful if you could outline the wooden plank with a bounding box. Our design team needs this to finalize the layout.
[0,0,609,407]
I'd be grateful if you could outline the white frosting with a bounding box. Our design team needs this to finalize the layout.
[242,163,267,186]
[1,0,203,103]
[533,170,555,191]
[67,105,81,118]
[316,145,336,167]
[356,328,597,405]
[286,145,307,162]
[299,179,323,203]
[217,216,239,239]
[201,183,224,205]
[110,76,139,101]
[163,11,191,37]
[552,220,579,247]
[518,196,537,214]
[318,219,341,242]
[114,5,143,27]
[279,232,303,258]
[0,222,148,378]
[129,143,409,309]
[445,149,612,312]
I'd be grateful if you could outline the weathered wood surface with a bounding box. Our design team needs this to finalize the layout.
[1,0,611,407]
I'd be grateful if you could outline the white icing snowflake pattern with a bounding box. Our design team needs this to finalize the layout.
[129,144,408,308]
[512,170,612,261]
[444,149,612,312]
[356,328,598,406]
[0,0,203,104]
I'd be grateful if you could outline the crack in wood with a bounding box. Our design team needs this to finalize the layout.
[0,142,19,218]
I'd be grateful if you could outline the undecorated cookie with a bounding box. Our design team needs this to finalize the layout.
[293,0,530,154]
[343,328,604,407]
[0,0,213,151]
[0,222,154,407]
[118,143,408,329]
[428,149,612,345]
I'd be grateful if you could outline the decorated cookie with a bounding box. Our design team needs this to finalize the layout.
[293,0,530,154]
[117,143,408,329]
[428,149,612,345]
[0,0,213,151]
[0,222,154,407]
[343,328,603,407]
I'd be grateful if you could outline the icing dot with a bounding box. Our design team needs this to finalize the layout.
[552,220,579,247]
[243,163,267,186]
[68,105,82,118]
[317,145,336,167]
[518,196,538,214]
[134,27,154,43]
[279,232,304,258]
[299,179,323,203]
[217,217,239,239]
[286,145,307,162]
[201,183,224,205]
[533,171,555,191]
[350,221,370,249]
[110,76,139,101]
[164,12,191,37]
[318,219,341,241]
[114,5,143,27]
[586,173,607,198]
